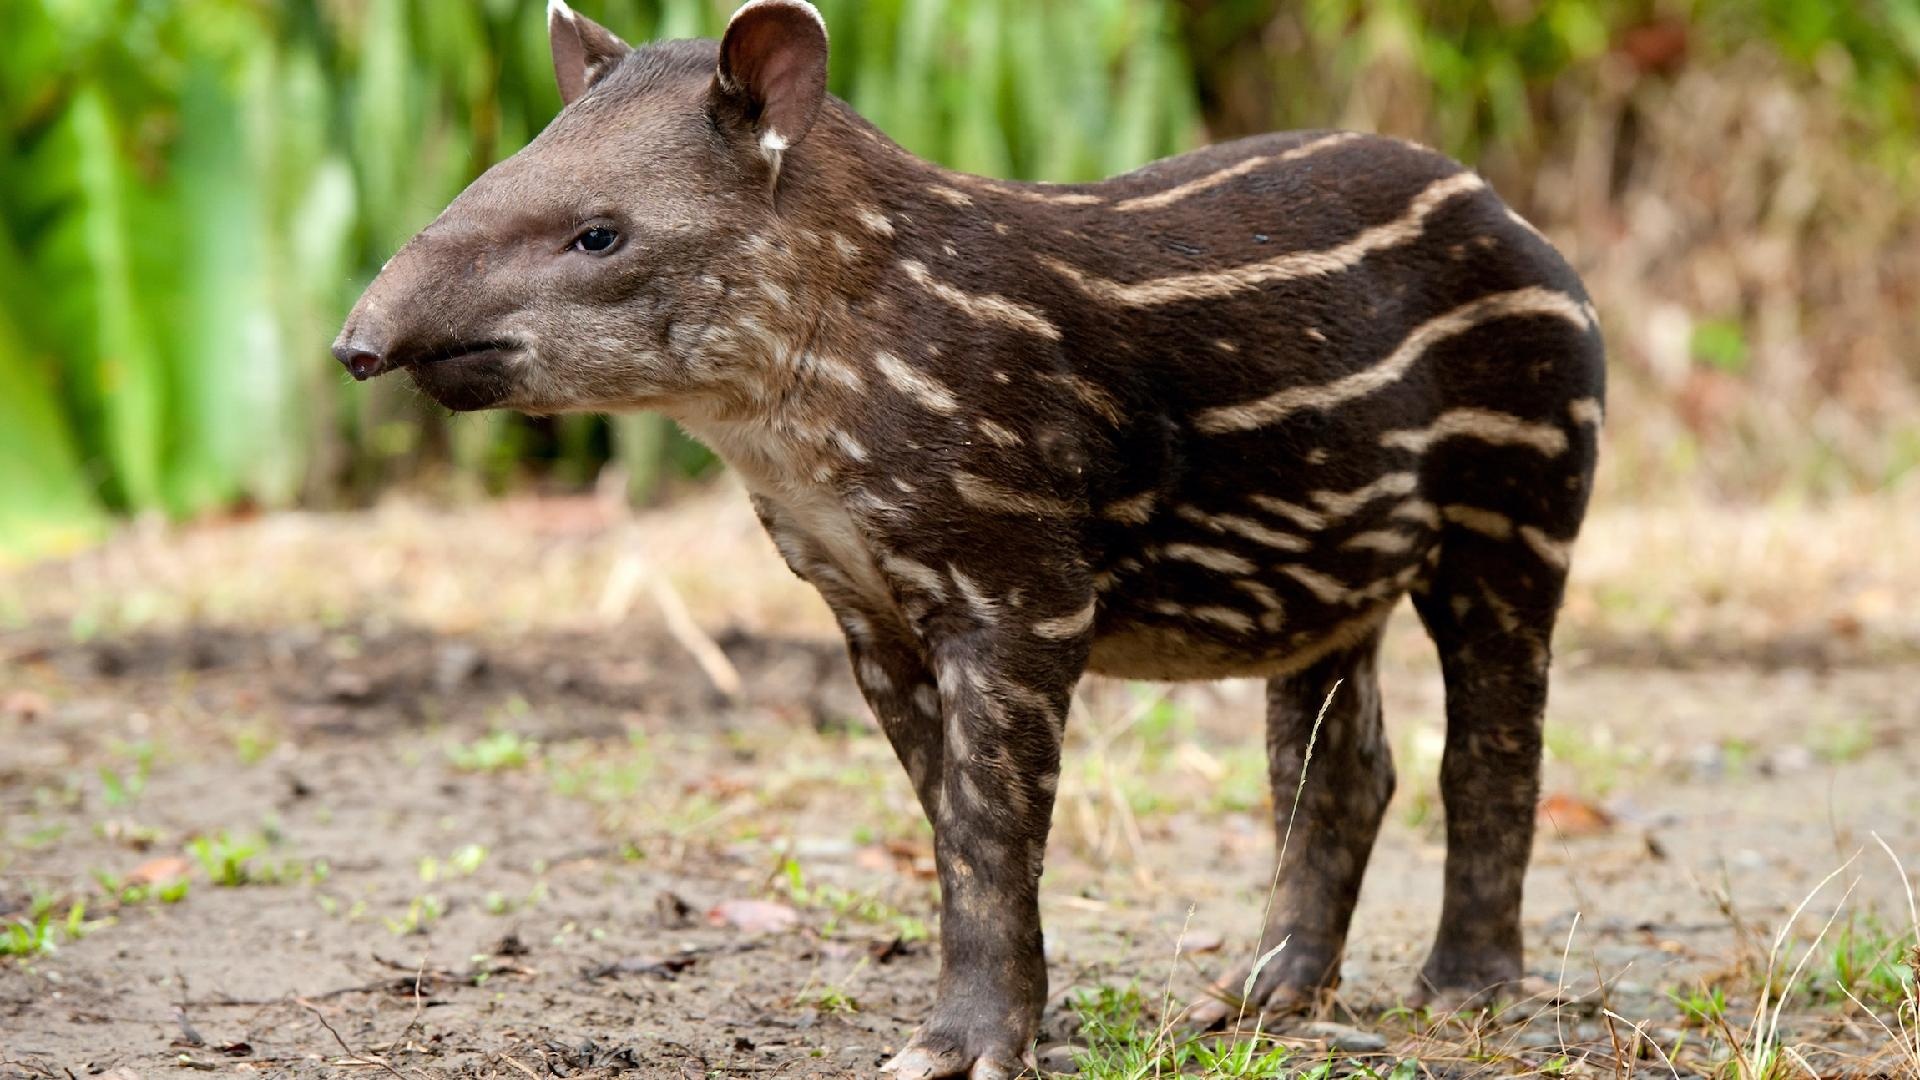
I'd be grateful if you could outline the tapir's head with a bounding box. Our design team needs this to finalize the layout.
[332,0,833,413]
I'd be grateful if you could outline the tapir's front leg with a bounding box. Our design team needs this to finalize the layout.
[883,590,1090,1080]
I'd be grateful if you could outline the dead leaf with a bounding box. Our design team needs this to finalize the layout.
[869,936,918,964]
[884,838,938,879]
[706,897,800,934]
[127,856,193,886]
[582,954,696,980]
[1538,792,1614,836]
[2,690,49,720]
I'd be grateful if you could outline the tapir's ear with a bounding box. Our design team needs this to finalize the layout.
[712,0,829,164]
[549,0,631,107]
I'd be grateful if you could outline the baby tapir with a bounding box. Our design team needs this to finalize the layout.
[333,0,1605,1074]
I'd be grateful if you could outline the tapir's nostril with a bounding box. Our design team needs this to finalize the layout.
[331,341,387,382]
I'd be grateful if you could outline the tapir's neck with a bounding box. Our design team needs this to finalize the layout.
[667,104,1093,501]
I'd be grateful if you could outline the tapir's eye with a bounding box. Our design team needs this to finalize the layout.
[571,226,621,254]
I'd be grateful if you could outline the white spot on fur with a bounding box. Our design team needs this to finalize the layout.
[874,351,958,413]
[976,419,1023,447]
[880,552,948,599]
[1102,490,1157,525]
[1039,372,1125,425]
[1031,599,1096,640]
[1520,525,1571,570]
[1190,606,1256,632]
[857,655,894,695]
[1309,472,1420,520]
[828,428,867,461]
[1392,500,1442,528]
[1441,504,1514,540]
[1247,495,1325,531]
[1158,543,1256,575]
[928,184,974,207]
[1341,529,1417,554]
[912,684,940,718]
[1175,505,1310,552]
[949,566,1000,623]
[1281,564,1352,605]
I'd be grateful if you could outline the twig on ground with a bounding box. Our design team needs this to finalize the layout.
[378,953,430,1055]
[296,996,412,1080]
[598,550,742,701]
[498,1053,541,1079]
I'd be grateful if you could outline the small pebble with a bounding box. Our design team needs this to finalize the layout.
[1512,1028,1565,1049]
[1298,1020,1387,1052]
[434,643,485,691]
[1036,1043,1084,1074]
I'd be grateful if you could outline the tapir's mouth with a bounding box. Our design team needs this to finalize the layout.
[403,340,523,412]
[393,339,523,372]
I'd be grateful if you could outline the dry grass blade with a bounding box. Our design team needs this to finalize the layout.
[1869,832,1920,1074]
[1601,1007,1681,1079]
[1730,854,1861,1080]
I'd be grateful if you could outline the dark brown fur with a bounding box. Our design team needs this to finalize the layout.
[334,5,1604,1075]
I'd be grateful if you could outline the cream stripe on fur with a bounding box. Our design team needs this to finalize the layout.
[953,472,1077,517]
[1114,132,1364,213]
[900,259,1061,340]
[1379,409,1570,456]
[1195,287,1592,433]
[1039,171,1486,307]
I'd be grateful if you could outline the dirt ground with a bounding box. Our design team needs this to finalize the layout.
[3,487,1919,1078]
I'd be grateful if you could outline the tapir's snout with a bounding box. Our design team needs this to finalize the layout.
[330,331,390,382]
[332,231,525,412]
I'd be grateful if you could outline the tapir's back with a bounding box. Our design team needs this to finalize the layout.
[941,130,1606,679]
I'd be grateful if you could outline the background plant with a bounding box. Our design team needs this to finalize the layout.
[3,0,1915,562]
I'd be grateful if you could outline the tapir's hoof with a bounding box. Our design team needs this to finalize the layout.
[1179,974,1322,1032]
[881,1034,1036,1079]
[1410,973,1563,1015]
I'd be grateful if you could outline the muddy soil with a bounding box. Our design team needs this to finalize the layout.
[2,499,1917,1078]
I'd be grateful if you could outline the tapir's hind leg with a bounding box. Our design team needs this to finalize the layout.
[1406,537,1567,1008]
[1187,627,1393,1027]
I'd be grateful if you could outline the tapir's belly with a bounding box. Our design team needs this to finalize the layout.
[1085,598,1399,681]
[1082,469,1441,681]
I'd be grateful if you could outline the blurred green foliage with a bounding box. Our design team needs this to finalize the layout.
[0,0,1198,559]
[2,0,1916,560]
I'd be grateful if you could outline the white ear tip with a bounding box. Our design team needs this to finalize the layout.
[728,0,828,38]
[547,0,575,24]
